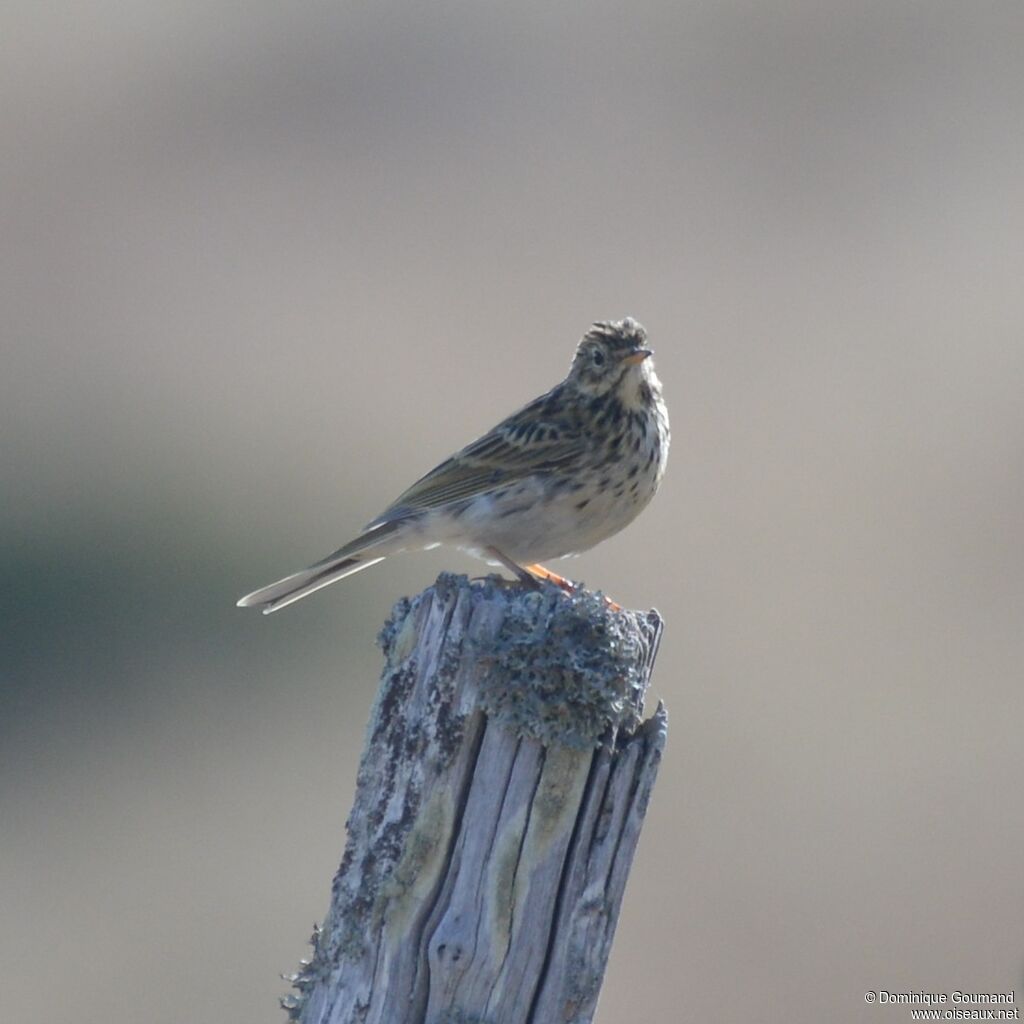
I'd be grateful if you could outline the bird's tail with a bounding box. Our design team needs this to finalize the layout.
[236,522,400,614]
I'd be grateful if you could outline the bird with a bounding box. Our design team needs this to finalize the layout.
[237,317,669,613]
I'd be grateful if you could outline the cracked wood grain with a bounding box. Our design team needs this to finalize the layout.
[287,572,667,1024]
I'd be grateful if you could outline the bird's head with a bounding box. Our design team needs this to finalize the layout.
[568,317,655,400]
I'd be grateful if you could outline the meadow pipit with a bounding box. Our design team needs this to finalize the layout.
[238,317,669,613]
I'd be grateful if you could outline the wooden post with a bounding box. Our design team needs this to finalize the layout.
[284,572,667,1024]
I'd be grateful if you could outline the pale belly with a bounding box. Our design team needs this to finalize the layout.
[423,464,663,565]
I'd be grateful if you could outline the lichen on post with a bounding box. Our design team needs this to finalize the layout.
[285,572,667,1024]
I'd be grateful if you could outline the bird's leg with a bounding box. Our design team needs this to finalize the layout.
[523,563,577,592]
[486,550,623,612]
[485,547,543,588]
[527,563,624,612]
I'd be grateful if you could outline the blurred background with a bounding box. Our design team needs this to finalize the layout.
[3,2,1022,1021]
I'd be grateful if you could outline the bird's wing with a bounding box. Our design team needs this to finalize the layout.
[369,393,585,523]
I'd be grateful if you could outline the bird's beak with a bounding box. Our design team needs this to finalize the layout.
[622,348,653,366]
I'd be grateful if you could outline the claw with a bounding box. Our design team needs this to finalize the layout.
[523,563,577,592]
[527,564,625,612]
[486,549,625,612]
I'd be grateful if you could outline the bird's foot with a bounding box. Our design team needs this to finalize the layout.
[523,563,577,592]
[485,548,545,589]
[484,549,623,611]
[525,563,623,612]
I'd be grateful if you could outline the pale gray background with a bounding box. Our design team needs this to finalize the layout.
[3,2,1022,1022]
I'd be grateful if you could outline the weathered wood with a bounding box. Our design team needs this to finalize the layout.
[285,572,666,1024]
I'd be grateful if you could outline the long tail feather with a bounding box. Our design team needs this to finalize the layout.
[237,555,386,614]
[237,520,404,614]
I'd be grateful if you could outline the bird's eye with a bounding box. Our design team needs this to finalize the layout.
[591,348,606,367]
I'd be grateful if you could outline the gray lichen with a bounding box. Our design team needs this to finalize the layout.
[380,572,658,751]
[469,580,655,749]
[281,924,330,1021]
[376,593,416,659]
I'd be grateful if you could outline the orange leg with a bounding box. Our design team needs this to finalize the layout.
[523,563,576,591]
[526,563,623,613]
[485,549,623,611]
